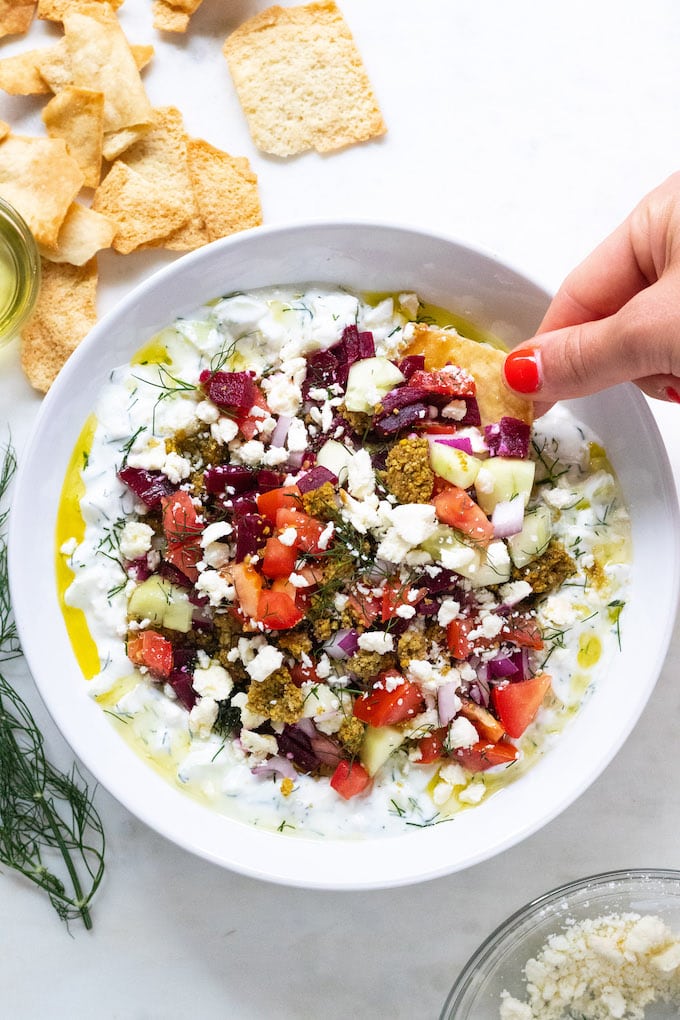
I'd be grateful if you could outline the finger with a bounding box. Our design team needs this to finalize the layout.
[504,270,680,402]
[632,374,680,403]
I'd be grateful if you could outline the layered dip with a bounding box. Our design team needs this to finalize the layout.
[57,286,631,838]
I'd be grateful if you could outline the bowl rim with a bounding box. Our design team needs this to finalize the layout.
[8,219,680,889]
[440,867,680,1017]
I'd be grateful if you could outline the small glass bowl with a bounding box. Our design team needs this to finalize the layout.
[0,197,40,349]
[440,869,680,1019]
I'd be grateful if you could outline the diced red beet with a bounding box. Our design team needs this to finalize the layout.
[374,402,428,435]
[173,647,197,670]
[277,722,318,773]
[167,666,196,710]
[126,557,151,581]
[234,513,268,561]
[339,324,360,366]
[225,495,258,516]
[357,330,375,359]
[296,465,338,494]
[458,397,481,427]
[413,568,462,595]
[159,560,193,589]
[398,354,425,379]
[118,466,177,507]
[200,370,257,412]
[256,469,285,492]
[302,350,339,398]
[204,464,255,495]
[378,385,432,414]
[484,417,531,458]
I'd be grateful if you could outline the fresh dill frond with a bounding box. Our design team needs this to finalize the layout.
[0,441,106,930]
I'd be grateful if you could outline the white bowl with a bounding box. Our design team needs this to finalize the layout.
[9,221,680,889]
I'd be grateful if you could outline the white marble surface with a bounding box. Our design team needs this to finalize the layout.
[2,2,680,1017]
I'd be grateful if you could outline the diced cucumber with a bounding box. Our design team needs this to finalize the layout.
[360,724,405,777]
[127,576,193,632]
[344,357,405,413]
[420,525,481,578]
[507,505,552,568]
[466,540,512,587]
[428,440,482,488]
[475,457,536,514]
[317,439,354,482]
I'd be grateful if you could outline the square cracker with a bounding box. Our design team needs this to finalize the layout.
[405,324,534,426]
[21,257,98,393]
[0,134,84,248]
[38,202,116,265]
[42,87,104,188]
[223,1,386,157]
[186,138,262,241]
[92,160,190,254]
[0,1,36,38]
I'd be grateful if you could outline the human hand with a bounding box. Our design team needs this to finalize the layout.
[503,172,680,406]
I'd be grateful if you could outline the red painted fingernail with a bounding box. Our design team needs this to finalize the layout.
[667,386,680,404]
[504,347,542,394]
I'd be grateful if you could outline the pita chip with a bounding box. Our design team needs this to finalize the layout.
[37,0,123,20]
[92,160,190,254]
[0,0,36,38]
[186,138,262,241]
[38,202,116,265]
[42,87,104,188]
[0,50,51,96]
[0,134,84,248]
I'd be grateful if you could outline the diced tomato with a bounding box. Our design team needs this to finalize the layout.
[432,475,454,496]
[256,485,301,523]
[275,507,326,553]
[290,662,320,687]
[161,491,203,581]
[161,490,202,544]
[409,368,476,398]
[459,698,505,743]
[446,616,486,659]
[271,576,299,600]
[492,673,552,739]
[454,740,519,772]
[165,541,202,582]
[261,536,298,578]
[433,486,494,544]
[501,616,544,651]
[330,759,371,800]
[353,675,425,727]
[235,389,270,441]
[230,560,263,618]
[417,727,448,764]
[347,591,382,628]
[127,630,174,679]
[256,589,303,630]
[381,580,425,622]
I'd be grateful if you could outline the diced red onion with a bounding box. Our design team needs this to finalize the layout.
[252,755,298,780]
[430,435,474,455]
[492,495,525,538]
[438,681,461,725]
[488,655,519,679]
[324,628,359,659]
[270,414,292,448]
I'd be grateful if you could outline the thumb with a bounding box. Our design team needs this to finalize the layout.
[503,274,680,403]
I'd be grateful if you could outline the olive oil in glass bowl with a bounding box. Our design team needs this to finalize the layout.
[0,198,40,349]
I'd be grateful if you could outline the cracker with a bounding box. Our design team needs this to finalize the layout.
[152,1,190,33]
[42,87,104,188]
[92,160,190,254]
[35,39,73,93]
[186,138,262,241]
[117,105,207,250]
[38,202,116,265]
[0,122,9,143]
[0,134,84,248]
[62,4,152,136]
[37,0,123,20]
[0,49,51,96]
[223,1,386,157]
[131,44,154,72]
[21,257,98,393]
[0,0,36,38]
[406,324,534,426]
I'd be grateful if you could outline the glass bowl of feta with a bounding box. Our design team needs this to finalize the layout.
[9,221,680,889]
[441,868,680,1019]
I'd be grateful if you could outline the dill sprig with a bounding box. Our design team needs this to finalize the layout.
[0,441,105,930]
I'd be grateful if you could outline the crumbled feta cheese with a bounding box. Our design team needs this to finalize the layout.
[317,521,335,550]
[447,716,478,748]
[289,572,309,588]
[245,644,284,683]
[211,417,239,444]
[240,730,278,760]
[233,439,265,466]
[387,503,438,545]
[395,604,416,619]
[357,631,394,654]
[194,570,234,606]
[278,527,298,547]
[188,696,218,738]
[261,373,302,416]
[437,598,460,628]
[119,521,154,560]
[347,449,376,500]
[286,416,308,452]
[195,400,220,424]
[201,521,233,546]
[439,543,477,571]
[398,292,419,318]
[126,438,166,472]
[262,446,289,467]
[499,580,533,606]
[230,690,266,730]
[192,661,233,700]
